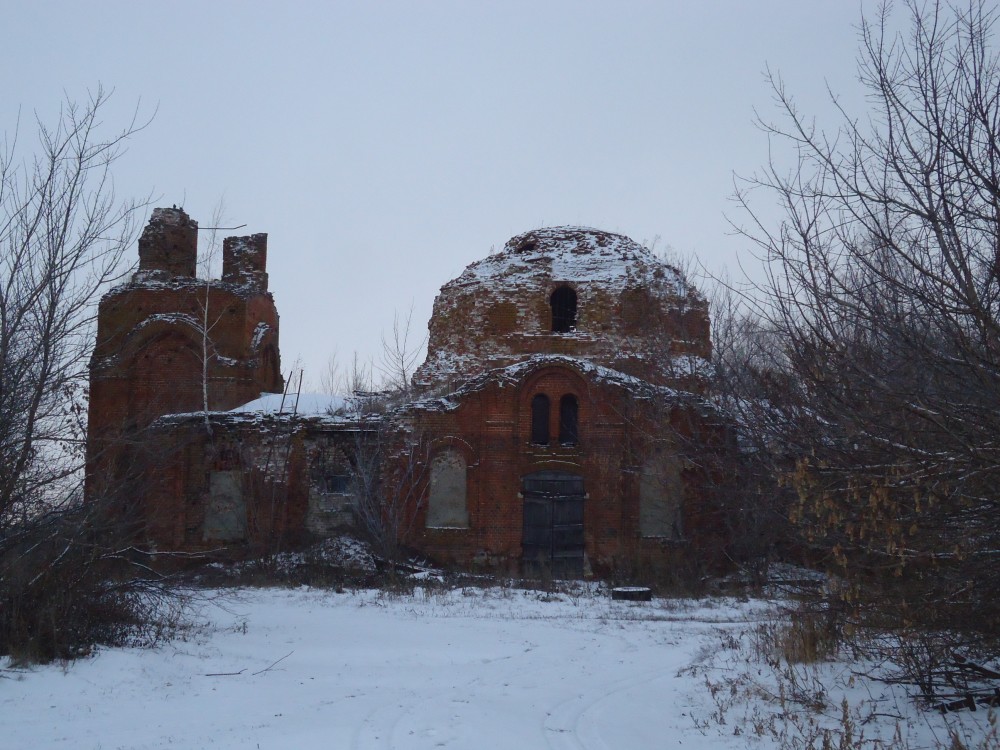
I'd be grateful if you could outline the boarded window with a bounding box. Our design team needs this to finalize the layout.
[325,474,351,493]
[309,447,353,495]
[426,450,469,528]
[307,448,355,535]
[531,394,550,445]
[550,286,577,332]
[203,470,247,541]
[559,394,579,445]
[639,451,682,539]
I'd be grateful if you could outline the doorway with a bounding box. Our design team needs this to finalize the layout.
[521,471,585,579]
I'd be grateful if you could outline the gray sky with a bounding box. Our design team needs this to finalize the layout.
[3,1,870,390]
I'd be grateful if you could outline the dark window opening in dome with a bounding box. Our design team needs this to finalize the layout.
[559,395,579,446]
[551,286,577,332]
[531,394,550,445]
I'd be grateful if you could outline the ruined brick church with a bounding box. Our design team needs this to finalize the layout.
[87,208,732,577]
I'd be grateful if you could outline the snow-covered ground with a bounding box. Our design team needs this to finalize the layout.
[1,586,995,749]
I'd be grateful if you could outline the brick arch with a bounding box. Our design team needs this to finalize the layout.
[517,363,591,447]
[116,315,203,361]
[422,436,478,532]
[518,361,591,396]
[124,329,203,427]
[427,434,478,465]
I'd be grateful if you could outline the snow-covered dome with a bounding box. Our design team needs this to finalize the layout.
[462,227,689,292]
[413,226,711,390]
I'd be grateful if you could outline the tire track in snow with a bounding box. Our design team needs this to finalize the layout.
[351,698,401,750]
[347,600,724,749]
[539,625,717,750]
[541,667,680,750]
[350,641,544,749]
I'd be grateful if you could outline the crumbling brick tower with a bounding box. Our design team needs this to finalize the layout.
[86,207,283,504]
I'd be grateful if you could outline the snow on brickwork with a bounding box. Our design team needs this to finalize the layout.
[110,274,272,300]
[137,207,198,278]
[465,226,688,293]
[413,226,711,390]
[222,234,268,290]
[251,322,271,351]
[409,354,721,419]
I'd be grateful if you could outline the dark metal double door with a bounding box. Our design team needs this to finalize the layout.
[522,472,585,579]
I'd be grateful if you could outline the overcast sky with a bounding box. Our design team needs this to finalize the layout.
[3,1,874,390]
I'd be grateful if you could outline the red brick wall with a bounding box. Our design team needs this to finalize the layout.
[404,362,730,575]
[127,363,731,574]
[86,210,282,508]
[140,419,355,553]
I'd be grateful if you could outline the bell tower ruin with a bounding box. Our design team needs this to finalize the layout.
[86,207,283,503]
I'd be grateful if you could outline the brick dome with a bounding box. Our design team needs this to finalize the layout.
[413,227,711,389]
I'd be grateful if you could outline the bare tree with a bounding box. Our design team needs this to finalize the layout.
[732,0,1000,646]
[321,316,431,566]
[319,351,343,396]
[196,199,227,433]
[321,350,377,397]
[323,346,424,565]
[349,412,430,567]
[0,87,149,524]
[378,305,426,398]
[0,89,179,661]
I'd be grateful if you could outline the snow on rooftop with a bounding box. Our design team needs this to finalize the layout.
[231,392,349,416]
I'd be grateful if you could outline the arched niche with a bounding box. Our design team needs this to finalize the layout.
[426,449,469,528]
[126,330,202,425]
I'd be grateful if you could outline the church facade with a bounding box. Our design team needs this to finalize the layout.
[86,210,734,577]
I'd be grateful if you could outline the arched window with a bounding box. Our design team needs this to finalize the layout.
[550,286,577,332]
[531,394,550,445]
[559,394,579,445]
